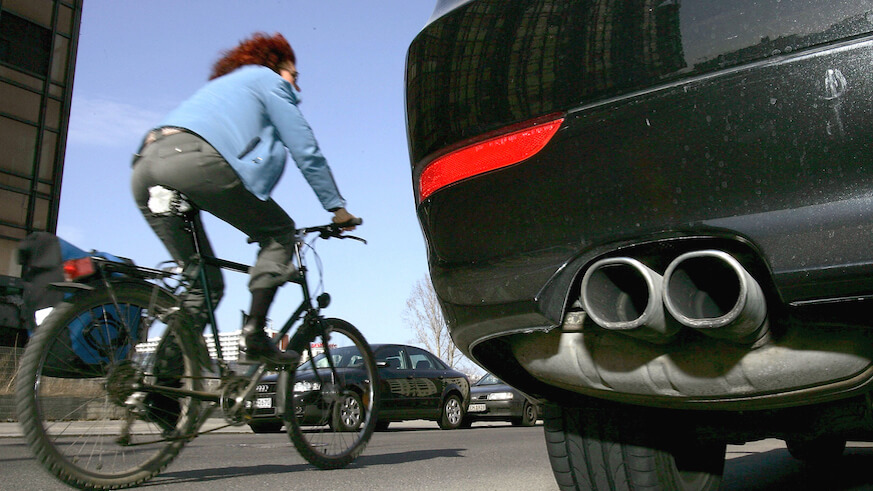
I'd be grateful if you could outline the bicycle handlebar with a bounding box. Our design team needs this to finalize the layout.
[298,217,366,243]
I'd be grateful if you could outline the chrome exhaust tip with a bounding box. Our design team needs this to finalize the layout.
[580,257,676,343]
[662,250,767,342]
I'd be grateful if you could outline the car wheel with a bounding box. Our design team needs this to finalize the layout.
[512,401,537,427]
[331,391,364,432]
[248,421,284,434]
[785,436,846,463]
[438,394,464,430]
[544,404,724,490]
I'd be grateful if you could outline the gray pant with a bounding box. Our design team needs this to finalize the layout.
[130,132,298,326]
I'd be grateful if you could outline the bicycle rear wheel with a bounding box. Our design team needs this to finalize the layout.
[16,280,205,489]
[286,318,380,469]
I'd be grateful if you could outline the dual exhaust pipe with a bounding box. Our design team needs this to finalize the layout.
[579,250,767,344]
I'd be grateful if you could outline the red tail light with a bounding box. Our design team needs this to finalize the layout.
[63,257,96,281]
[418,115,564,202]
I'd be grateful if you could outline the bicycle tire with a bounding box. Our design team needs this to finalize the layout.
[16,280,205,489]
[286,318,380,469]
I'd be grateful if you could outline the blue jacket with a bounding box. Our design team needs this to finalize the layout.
[159,65,345,209]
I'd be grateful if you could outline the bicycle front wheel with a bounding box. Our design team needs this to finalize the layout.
[15,280,204,489]
[286,318,380,469]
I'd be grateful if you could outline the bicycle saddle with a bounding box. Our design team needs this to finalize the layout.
[147,185,194,217]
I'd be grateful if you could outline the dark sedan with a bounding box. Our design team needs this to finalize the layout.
[463,373,539,427]
[406,1,873,489]
[247,344,470,432]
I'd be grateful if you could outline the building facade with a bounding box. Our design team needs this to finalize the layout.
[0,0,83,345]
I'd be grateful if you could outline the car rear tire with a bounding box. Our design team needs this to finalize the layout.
[438,394,464,430]
[543,404,724,491]
[513,401,538,427]
[785,436,846,463]
[248,421,284,434]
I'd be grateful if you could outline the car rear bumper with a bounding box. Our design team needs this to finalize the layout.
[437,37,873,347]
[409,4,873,409]
[429,34,873,311]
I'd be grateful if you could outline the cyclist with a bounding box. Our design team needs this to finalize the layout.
[130,32,358,366]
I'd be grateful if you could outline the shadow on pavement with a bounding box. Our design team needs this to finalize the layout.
[355,448,464,466]
[146,463,309,487]
[723,446,873,490]
[146,448,465,487]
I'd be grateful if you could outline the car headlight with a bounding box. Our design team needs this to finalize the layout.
[487,392,514,401]
[293,381,321,392]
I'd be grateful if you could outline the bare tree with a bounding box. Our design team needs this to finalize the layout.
[402,275,464,368]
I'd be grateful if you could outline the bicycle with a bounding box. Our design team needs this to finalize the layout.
[15,208,380,490]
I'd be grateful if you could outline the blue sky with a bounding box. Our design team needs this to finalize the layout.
[60,1,437,344]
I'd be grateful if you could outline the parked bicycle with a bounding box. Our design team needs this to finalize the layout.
[15,209,379,489]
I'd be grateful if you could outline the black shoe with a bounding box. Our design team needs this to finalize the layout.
[240,326,300,365]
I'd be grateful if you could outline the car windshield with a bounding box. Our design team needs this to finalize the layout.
[476,373,502,386]
[298,345,364,370]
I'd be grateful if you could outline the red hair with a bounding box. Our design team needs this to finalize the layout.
[209,32,296,80]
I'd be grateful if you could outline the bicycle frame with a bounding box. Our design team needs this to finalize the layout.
[80,214,347,430]
[186,217,329,373]
[186,223,333,421]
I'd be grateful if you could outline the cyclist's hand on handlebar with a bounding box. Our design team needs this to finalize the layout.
[332,208,361,230]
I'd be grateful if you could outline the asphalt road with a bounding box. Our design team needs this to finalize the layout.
[4,420,873,490]
[2,420,557,491]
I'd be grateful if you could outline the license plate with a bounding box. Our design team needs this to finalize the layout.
[468,403,486,412]
[256,397,273,409]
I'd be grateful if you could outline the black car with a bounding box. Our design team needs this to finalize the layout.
[406,1,873,489]
[247,344,470,432]
[463,373,539,427]
[246,377,285,433]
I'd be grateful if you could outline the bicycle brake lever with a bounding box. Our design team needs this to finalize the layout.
[344,235,367,244]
